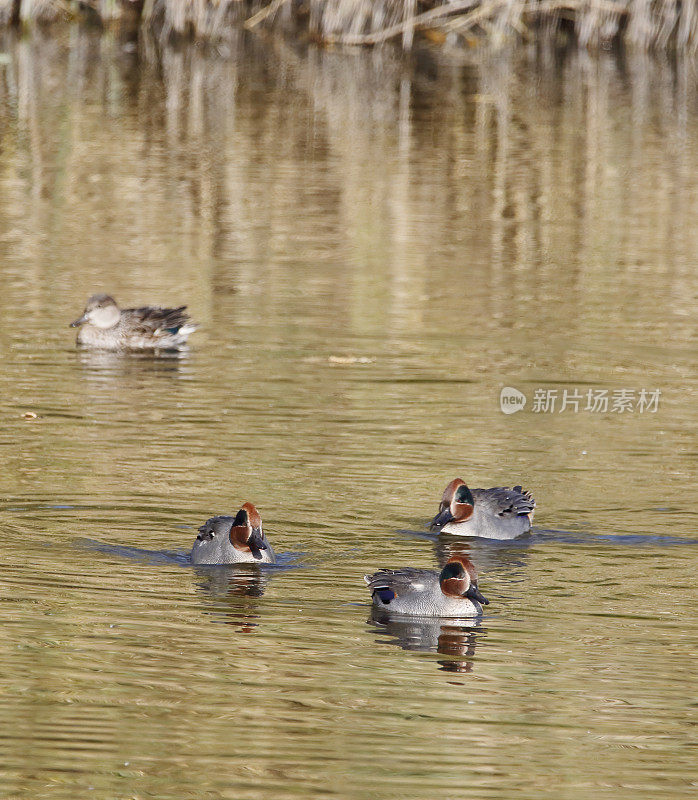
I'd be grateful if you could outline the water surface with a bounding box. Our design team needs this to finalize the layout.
[0,30,696,800]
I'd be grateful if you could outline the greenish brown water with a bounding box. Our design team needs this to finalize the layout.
[0,29,697,800]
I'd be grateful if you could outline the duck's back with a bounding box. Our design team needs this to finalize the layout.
[471,485,534,537]
[366,568,449,615]
[119,306,197,349]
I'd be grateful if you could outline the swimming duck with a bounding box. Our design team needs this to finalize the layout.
[191,502,276,565]
[364,556,489,617]
[70,293,197,350]
[429,478,535,539]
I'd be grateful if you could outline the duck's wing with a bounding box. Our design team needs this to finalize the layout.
[364,567,435,597]
[473,486,536,517]
[123,305,197,336]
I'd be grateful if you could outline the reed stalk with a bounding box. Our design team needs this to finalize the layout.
[0,1,696,51]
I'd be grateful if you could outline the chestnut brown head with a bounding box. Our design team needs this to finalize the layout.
[429,478,475,530]
[229,502,267,560]
[439,556,489,606]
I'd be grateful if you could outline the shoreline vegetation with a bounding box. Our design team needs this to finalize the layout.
[0,1,696,53]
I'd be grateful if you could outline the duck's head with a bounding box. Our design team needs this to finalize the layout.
[429,478,475,531]
[70,294,120,329]
[228,502,267,560]
[439,556,489,605]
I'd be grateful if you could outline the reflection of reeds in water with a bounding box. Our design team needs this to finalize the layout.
[0,27,696,524]
[1,1,698,51]
[1,27,697,346]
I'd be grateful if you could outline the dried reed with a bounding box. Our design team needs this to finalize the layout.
[0,0,696,51]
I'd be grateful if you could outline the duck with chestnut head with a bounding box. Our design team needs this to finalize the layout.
[191,502,275,565]
[364,556,489,617]
[429,478,535,539]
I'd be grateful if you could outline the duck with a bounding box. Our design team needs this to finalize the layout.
[364,556,489,617]
[70,293,197,350]
[429,477,535,539]
[191,502,276,565]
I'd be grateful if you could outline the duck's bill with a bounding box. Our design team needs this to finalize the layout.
[247,528,267,560]
[70,313,88,328]
[465,585,489,606]
[429,507,454,531]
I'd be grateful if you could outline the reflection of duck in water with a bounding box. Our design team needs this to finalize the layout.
[192,565,269,599]
[191,502,275,565]
[429,478,535,539]
[364,556,488,617]
[75,345,189,374]
[368,610,483,673]
[433,535,529,578]
[191,566,269,631]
